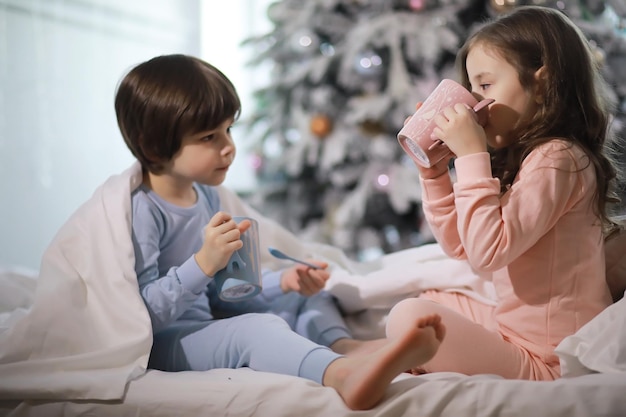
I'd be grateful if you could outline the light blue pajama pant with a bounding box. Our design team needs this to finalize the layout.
[148,290,351,384]
[207,287,351,348]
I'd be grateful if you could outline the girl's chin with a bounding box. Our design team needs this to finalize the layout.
[487,137,509,150]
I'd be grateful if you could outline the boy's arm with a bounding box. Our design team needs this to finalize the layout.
[258,262,330,302]
[257,269,285,302]
[132,197,212,332]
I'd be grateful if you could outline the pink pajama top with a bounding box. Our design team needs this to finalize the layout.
[420,140,612,366]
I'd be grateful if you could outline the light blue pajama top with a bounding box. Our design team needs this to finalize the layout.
[130,183,284,334]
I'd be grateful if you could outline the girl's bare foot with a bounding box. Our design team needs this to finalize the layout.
[322,314,445,410]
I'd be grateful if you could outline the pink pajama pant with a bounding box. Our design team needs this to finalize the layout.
[385,290,560,381]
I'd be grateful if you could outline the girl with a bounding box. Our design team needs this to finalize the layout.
[386,6,619,381]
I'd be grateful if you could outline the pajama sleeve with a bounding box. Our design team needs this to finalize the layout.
[423,142,590,272]
[420,166,466,260]
[258,269,285,302]
[132,197,212,332]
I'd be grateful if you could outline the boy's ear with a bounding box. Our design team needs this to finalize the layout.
[533,66,548,104]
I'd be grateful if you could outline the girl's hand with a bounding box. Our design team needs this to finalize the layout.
[432,103,487,158]
[280,261,330,296]
[407,102,453,179]
[195,212,251,276]
[418,154,453,180]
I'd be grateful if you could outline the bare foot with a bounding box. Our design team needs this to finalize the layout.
[404,314,445,375]
[323,314,445,410]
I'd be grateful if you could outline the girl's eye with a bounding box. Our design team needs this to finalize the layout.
[479,84,491,91]
[201,134,215,142]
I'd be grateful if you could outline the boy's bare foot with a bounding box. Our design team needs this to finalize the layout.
[322,314,445,410]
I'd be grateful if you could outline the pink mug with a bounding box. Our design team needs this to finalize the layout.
[397,79,494,168]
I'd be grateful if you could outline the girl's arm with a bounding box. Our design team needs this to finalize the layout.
[452,141,591,271]
[420,164,467,260]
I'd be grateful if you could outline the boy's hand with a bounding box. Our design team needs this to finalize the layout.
[195,212,251,277]
[280,261,330,296]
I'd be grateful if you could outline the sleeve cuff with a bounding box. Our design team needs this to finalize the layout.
[454,152,492,182]
[260,269,285,301]
[421,174,454,201]
[175,256,212,294]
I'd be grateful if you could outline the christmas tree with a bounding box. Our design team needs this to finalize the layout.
[242,0,626,261]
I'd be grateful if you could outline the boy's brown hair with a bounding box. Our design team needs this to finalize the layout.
[115,54,241,174]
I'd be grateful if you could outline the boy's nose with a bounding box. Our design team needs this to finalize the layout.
[222,143,236,157]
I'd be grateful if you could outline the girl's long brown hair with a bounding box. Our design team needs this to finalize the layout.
[456,6,620,234]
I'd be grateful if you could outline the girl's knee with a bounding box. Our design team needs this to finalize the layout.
[386,298,438,338]
[390,297,437,317]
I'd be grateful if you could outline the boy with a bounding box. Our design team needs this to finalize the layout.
[115,54,445,410]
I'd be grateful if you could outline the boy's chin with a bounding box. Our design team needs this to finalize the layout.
[202,174,227,186]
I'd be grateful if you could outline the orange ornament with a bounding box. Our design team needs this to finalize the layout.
[310,114,333,137]
[490,0,517,13]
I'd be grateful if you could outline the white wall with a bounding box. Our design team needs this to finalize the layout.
[0,0,273,270]
[200,1,271,193]
[0,0,202,269]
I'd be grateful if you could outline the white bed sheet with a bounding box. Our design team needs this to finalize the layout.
[1,370,625,417]
[2,253,625,417]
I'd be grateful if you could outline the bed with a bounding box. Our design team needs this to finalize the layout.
[1,163,625,417]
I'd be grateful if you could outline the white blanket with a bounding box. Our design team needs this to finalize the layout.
[0,162,495,401]
[0,164,151,400]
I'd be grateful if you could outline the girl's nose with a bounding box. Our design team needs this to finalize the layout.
[472,92,485,102]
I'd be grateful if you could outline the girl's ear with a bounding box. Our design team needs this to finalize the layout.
[533,66,548,104]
